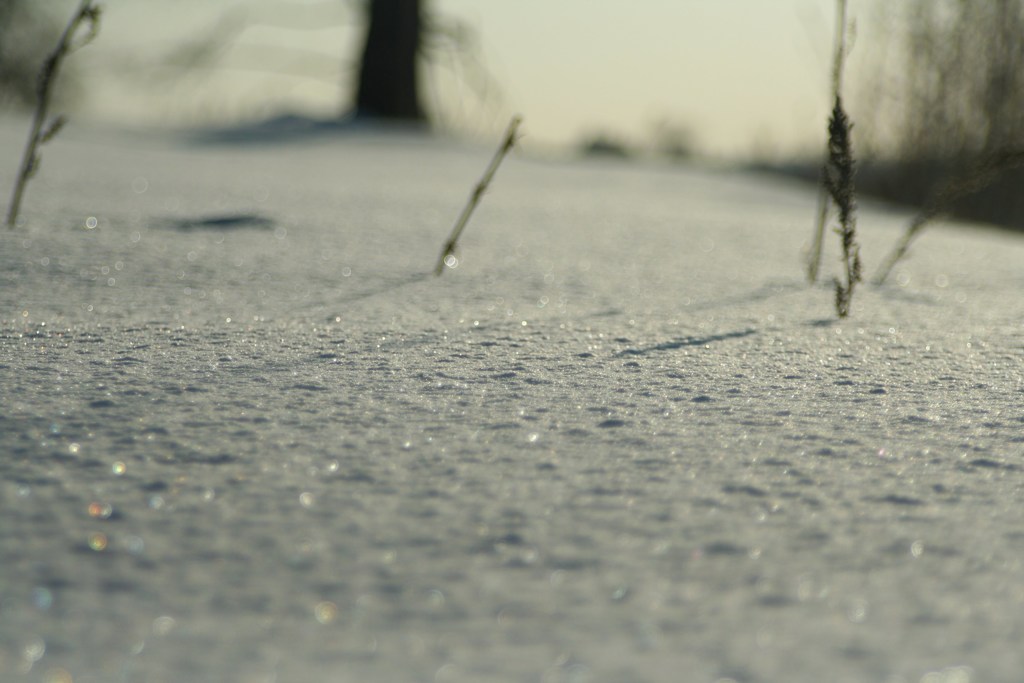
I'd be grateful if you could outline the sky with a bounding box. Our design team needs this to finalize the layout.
[67,0,890,159]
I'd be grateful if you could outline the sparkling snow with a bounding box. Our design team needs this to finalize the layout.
[2,119,1024,683]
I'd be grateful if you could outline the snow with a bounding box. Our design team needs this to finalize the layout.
[2,117,1024,683]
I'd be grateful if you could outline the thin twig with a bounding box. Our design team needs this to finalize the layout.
[873,148,1024,285]
[434,115,521,276]
[807,182,830,283]
[830,0,848,97]
[6,0,101,229]
[806,0,849,283]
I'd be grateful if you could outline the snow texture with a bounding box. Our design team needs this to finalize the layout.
[2,118,1024,683]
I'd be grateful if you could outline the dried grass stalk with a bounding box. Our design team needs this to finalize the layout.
[874,148,1024,284]
[6,0,100,229]
[824,97,861,318]
[434,115,521,276]
[807,0,850,283]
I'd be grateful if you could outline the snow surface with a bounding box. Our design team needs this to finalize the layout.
[2,117,1024,683]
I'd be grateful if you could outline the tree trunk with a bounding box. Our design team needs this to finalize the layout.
[354,0,425,121]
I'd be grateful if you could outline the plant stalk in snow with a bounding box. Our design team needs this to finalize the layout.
[5,0,101,230]
[874,148,1024,285]
[434,115,521,276]
[807,0,850,283]
[824,96,861,318]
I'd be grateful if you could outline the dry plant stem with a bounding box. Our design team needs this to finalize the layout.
[5,0,100,230]
[830,0,848,97]
[872,215,926,287]
[825,97,861,318]
[434,115,521,276]
[806,0,849,283]
[873,148,1024,285]
[807,184,829,283]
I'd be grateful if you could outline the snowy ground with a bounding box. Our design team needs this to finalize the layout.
[2,117,1024,683]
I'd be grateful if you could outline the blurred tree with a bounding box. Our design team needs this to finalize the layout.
[0,0,58,109]
[854,0,1024,230]
[895,0,1024,160]
[354,0,425,121]
[650,117,694,161]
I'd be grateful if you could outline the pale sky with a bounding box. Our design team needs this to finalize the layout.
[70,0,889,159]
